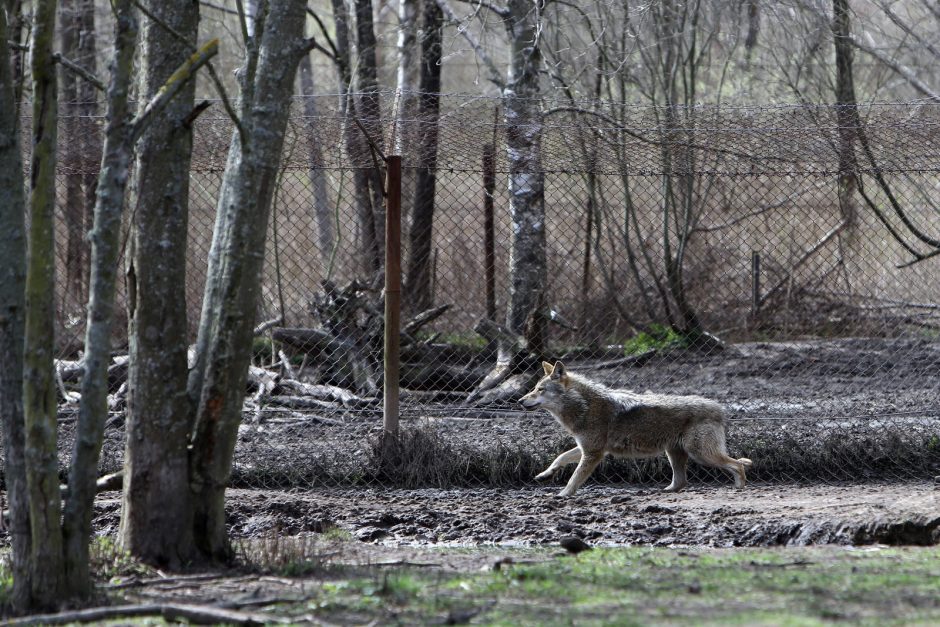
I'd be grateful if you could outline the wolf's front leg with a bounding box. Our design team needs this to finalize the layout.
[558,452,604,497]
[535,446,581,480]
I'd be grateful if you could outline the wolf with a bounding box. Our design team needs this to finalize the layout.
[520,361,752,497]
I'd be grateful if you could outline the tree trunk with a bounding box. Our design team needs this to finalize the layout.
[120,0,200,569]
[353,0,386,267]
[298,53,335,273]
[330,0,380,275]
[831,0,859,227]
[0,5,32,611]
[187,0,307,562]
[58,0,97,305]
[23,0,66,607]
[503,0,546,348]
[62,0,140,597]
[404,0,443,313]
[393,0,418,153]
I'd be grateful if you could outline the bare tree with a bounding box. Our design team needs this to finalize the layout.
[58,0,98,305]
[330,0,381,274]
[22,0,66,607]
[354,0,387,268]
[0,2,32,612]
[120,0,202,569]
[438,0,548,400]
[298,52,336,274]
[187,0,310,561]
[404,0,443,312]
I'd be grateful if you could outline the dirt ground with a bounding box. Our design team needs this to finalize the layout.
[90,482,939,549]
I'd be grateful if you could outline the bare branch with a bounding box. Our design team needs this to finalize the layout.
[435,0,504,87]
[8,41,105,90]
[53,51,105,91]
[131,38,219,142]
[849,35,940,103]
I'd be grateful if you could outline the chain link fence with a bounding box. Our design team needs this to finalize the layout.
[49,94,940,488]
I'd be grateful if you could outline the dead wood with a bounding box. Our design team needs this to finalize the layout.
[402,303,450,336]
[4,603,281,626]
[273,379,370,407]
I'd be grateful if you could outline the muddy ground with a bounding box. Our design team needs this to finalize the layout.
[23,336,940,552]
[89,482,940,549]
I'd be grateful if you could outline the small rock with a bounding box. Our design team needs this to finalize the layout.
[610,495,631,504]
[560,536,592,554]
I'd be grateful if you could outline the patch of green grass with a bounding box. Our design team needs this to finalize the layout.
[266,545,940,626]
[623,324,688,355]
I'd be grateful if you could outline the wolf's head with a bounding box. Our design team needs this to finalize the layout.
[520,361,569,412]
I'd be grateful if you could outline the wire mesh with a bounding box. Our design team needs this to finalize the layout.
[46,93,940,489]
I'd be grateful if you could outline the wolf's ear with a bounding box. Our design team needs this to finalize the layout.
[542,361,554,376]
[552,361,566,379]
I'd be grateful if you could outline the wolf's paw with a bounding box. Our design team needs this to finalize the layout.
[663,483,686,493]
[556,488,576,498]
[534,470,554,481]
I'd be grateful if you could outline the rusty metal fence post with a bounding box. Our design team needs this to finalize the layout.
[383,155,402,436]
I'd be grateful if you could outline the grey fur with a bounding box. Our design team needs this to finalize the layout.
[521,361,753,496]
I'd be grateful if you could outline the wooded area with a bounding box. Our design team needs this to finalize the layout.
[2,0,940,616]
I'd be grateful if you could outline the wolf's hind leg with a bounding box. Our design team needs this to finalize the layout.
[664,446,689,492]
[693,450,749,488]
[558,451,604,497]
[535,447,581,480]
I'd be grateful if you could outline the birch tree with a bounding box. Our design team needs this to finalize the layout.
[439,0,548,398]
[186,0,310,560]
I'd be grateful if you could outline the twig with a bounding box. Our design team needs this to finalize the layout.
[435,0,503,86]
[758,220,849,308]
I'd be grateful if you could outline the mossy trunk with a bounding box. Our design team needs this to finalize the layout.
[22,0,65,608]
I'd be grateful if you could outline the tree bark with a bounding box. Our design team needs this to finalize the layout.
[298,53,335,272]
[23,0,66,607]
[120,0,200,569]
[57,0,97,305]
[187,0,307,562]
[330,0,380,275]
[0,5,32,611]
[831,0,859,227]
[353,0,386,266]
[404,0,443,313]
[62,0,138,595]
[393,0,418,154]
[502,0,546,349]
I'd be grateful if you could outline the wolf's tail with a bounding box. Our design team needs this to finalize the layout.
[737,457,753,468]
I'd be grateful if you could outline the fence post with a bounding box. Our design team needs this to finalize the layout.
[751,250,761,320]
[384,155,402,437]
[482,143,496,321]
